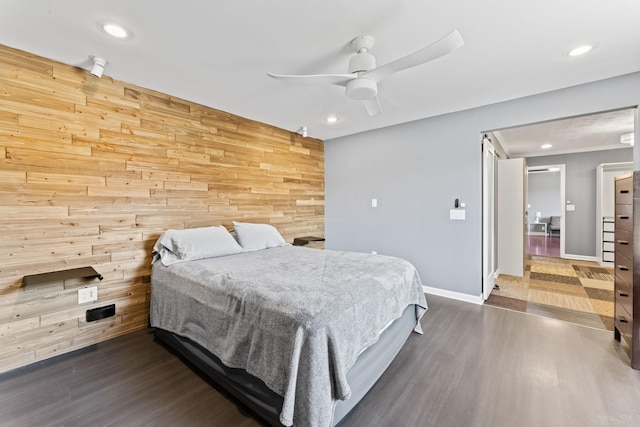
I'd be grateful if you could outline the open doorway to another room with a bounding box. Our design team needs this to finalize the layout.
[484,107,635,332]
[526,165,564,259]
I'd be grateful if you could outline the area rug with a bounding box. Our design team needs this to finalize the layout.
[485,256,614,331]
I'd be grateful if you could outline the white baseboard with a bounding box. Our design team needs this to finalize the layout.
[423,286,484,305]
[562,253,598,262]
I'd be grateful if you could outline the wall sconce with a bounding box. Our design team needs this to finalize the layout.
[89,56,107,78]
[297,126,308,138]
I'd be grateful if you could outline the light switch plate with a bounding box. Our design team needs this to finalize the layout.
[566,205,575,211]
[450,209,466,220]
[371,198,377,208]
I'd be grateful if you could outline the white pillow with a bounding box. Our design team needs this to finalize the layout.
[232,221,287,252]
[153,226,243,266]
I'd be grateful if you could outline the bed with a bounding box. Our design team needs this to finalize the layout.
[150,223,427,427]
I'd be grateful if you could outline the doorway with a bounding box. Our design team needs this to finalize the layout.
[482,107,634,330]
[525,164,565,259]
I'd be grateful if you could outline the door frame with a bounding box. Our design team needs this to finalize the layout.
[482,137,497,300]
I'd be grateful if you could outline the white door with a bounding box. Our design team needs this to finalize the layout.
[482,139,497,300]
[497,158,526,278]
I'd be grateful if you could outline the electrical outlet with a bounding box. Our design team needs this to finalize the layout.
[78,286,98,304]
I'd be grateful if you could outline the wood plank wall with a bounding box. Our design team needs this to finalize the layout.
[0,45,324,373]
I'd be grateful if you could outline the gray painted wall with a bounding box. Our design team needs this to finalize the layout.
[527,171,561,223]
[526,148,632,257]
[325,72,640,298]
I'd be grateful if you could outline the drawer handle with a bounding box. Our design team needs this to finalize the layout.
[619,292,629,297]
[618,215,630,220]
[618,265,629,271]
[619,318,629,324]
[620,190,630,194]
[618,240,629,245]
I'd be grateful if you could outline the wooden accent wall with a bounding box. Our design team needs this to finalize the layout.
[0,45,324,373]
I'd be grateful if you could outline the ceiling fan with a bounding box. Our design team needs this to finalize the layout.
[267,30,464,116]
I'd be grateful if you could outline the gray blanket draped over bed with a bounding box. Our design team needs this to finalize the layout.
[150,245,427,427]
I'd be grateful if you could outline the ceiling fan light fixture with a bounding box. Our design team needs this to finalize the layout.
[267,29,462,116]
[345,78,377,101]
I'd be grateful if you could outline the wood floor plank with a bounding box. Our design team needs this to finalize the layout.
[342,296,640,427]
[1,296,640,426]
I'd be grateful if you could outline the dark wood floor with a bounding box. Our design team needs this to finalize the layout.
[527,234,560,258]
[2,295,640,426]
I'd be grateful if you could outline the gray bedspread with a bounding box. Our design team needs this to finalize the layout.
[150,245,427,427]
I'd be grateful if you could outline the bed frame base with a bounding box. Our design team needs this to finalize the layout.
[154,305,416,426]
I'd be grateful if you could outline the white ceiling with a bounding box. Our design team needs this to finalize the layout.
[494,108,636,158]
[1,0,639,142]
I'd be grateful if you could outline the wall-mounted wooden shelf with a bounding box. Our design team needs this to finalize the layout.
[292,236,325,246]
[22,266,103,287]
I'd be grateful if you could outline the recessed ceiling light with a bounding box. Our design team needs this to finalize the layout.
[541,144,553,149]
[568,45,592,57]
[100,22,131,39]
[327,116,338,124]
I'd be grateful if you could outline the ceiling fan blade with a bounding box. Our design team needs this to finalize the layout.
[364,30,464,83]
[363,96,382,116]
[267,71,356,87]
